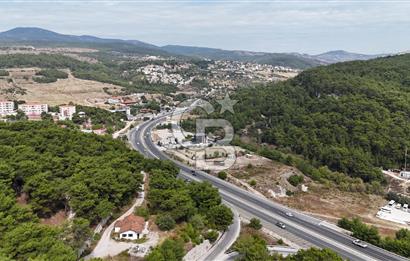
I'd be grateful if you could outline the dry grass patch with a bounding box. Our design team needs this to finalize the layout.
[0,68,123,106]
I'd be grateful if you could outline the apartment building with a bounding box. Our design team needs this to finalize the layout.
[0,101,15,115]
[59,105,76,120]
[18,103,48,116]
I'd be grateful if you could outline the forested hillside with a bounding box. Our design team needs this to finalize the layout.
[226,54,410,183]
[0,121,172,260]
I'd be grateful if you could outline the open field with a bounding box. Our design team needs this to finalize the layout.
[0,68,123,106]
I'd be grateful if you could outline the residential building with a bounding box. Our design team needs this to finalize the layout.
[108,97,122,105]
[122,96,139,106]
[114,214,148,240]
[0,101,14,115]
[18,103,48,116]
[59,105,76,120]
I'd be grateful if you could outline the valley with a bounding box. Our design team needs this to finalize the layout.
[0,24,409,261]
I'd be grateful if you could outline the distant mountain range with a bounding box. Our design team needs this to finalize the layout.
[161,45,325,69]
[312,50,381,63]
[0,27,385,68]
[0,27,167,56]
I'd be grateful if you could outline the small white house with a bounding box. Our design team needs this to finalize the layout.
[114,214,148,240]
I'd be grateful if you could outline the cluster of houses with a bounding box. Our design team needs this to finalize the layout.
[136,63,193,87]
[106,94,143,120]
[0,100,77,121]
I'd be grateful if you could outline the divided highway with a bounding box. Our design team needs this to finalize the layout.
[129,115,409,261]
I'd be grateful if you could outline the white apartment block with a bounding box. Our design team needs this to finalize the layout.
[0,101,15,115]
[18,103,48,116]
[59,105,76,120]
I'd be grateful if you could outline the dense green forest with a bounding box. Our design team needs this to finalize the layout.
[148,169,233,230]
[0,53,177,94]
[0,121,175,260]
[72,105,127,133]
[145,169,233,260]
[225,54,410,183]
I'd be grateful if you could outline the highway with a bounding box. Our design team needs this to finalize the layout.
[129,114,409,261]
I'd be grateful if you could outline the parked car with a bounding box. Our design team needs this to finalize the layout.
[352,239,368,248]
[276,222,286,229]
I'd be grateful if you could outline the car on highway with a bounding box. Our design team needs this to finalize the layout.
[191,170,196,176]
[285,212,293,217]
[276,222,286,229]
[352,239,368,248]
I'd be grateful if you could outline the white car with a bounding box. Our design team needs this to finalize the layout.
[276,222,286,229]
[285,212,293,217]
[352,239,368,248]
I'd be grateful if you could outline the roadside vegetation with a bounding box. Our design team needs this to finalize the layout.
[233,233,343,261]
[145,169,234,260]
[338,217,410,257]
[386,192,410,206]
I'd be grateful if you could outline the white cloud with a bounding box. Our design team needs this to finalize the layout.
[0,1,409,53]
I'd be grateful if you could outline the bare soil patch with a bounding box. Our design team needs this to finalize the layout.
[40,210,68,226]
[0,68,123,106]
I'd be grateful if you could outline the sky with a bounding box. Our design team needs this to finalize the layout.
[0,0,409,54]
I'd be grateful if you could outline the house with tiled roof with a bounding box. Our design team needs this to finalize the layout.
[113,214,148,240]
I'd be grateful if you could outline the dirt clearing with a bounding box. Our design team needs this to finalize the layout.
[0,68,123,106]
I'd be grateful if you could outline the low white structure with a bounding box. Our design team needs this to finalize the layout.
[377,203,410,225]
[59,105,76,120]
[400,171,410,179]
[114,214,148,240]
[0,100,14,115]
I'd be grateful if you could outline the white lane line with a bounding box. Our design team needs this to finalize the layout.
[138,123,159,159]
[141,118,390,261]
[219,189,377,261]
[181,171,373,260]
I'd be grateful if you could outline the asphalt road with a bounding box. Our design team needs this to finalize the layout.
[129,115,409,261]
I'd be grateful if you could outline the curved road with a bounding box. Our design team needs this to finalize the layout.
[129,114,408,261]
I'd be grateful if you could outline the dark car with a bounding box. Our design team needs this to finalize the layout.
[191,170,196,176]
